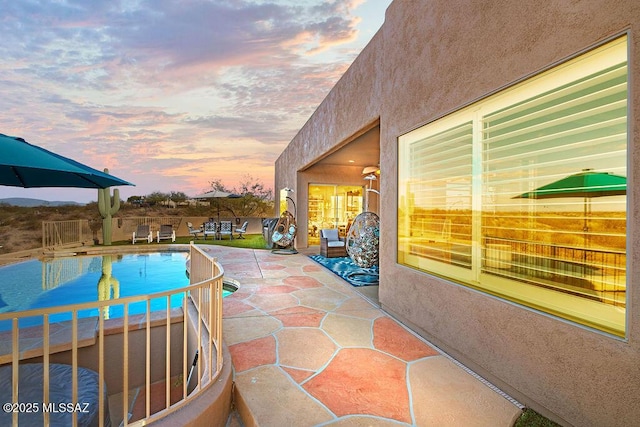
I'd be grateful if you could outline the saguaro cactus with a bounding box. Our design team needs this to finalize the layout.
[98,168,121,245]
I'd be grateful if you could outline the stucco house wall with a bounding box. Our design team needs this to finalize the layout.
[274,28,383,198]
[274,1,640,425]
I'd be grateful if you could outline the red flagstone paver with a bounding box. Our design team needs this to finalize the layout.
[248,293,299,312]
[269,306,326,327]
[260,264,287,270]
[254,284,299,294]
[229,335,276,372]
[231,289,253,298]
[373,316,440,361]
[283,275,324,289]
[302,264,322,272]
[222,299,254,316]
[256,255,288,263]
[303,348,412,423]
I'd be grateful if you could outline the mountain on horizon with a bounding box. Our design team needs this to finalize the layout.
[0,197,86,207]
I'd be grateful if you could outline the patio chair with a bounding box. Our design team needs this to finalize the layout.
[320,228,347,258]
[219,221,233,240]
[157,224,176,243]
[187,222,203,239]
[203,221,217,239]
[234,221,249,239]
[132,224,152,244]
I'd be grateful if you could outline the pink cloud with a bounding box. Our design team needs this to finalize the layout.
[0,0,390,202]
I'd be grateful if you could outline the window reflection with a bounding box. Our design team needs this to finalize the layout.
[398,35,628,336]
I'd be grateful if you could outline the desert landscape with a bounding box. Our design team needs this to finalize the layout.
[0,201,214,254]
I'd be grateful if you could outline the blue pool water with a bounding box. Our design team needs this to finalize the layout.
[0,252,226,330]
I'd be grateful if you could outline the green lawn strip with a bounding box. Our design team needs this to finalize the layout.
[515,409,562,427]
[179,234,268,249]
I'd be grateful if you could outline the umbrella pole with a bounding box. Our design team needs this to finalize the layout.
[216,201,221,240]
[583,197,589,265]
[583,197,588,236]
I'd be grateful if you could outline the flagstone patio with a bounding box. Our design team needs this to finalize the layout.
[200,245,523,426]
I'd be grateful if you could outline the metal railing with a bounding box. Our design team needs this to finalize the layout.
[42,219,91,248]
[186,243,224,389]
[484,236,626,306]
[406,235,626,306]
[0,243,224,426]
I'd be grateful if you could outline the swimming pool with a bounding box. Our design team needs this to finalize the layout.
[0,252,229,330]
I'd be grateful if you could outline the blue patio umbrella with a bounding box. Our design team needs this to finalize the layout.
[0,133,133,188]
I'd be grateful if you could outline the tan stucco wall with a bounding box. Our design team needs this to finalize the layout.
[275,0,640,426]
[274,27,384,206]
[378,3,640,425]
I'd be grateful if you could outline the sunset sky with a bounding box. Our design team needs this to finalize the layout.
[0,0,391,203]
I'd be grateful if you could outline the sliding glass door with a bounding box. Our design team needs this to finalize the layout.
[308,184,363,244]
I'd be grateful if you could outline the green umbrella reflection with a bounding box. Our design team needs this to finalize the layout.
[513,169,626,244]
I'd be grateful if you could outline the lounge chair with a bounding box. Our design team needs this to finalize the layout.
[132,224,152,244]
[219,220,233,240]
[187,222,203,239]
[320,228,347,258]
[203,221,217,239]
[234,221,248,239]
[157,224,176,243]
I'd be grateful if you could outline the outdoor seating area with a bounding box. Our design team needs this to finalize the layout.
[219,220,233,240]
[187,222,203,239]
[234,221,248,239]
[319,228,347,258]
[132,224,153,244]
[156,224,175,243]
[200,220,238,240]
[203,221,217,239]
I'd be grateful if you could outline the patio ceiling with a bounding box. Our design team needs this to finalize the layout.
[307,125,380,170]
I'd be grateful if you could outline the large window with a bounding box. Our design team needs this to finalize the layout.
[398,35,628,336]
